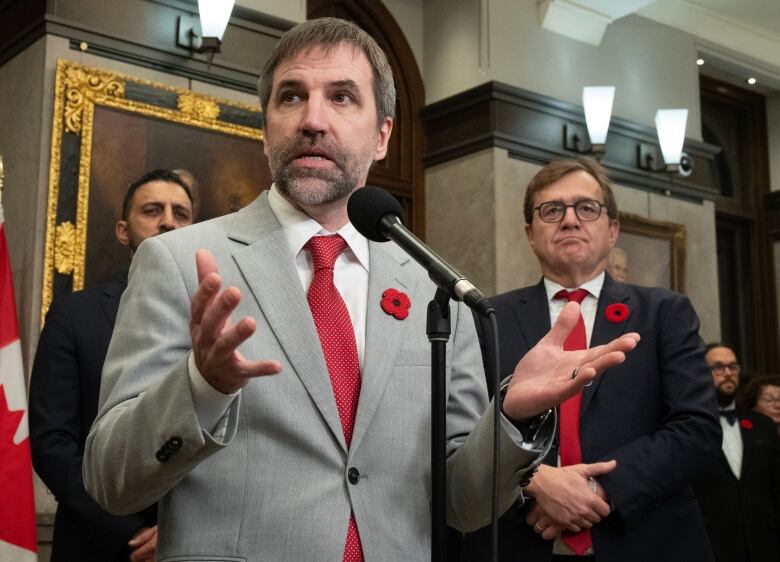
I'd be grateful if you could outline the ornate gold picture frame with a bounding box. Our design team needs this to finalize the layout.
[608,212,687,293]
[43,60,268,322]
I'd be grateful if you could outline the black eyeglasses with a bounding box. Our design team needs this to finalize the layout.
[533,200,607,223]
[710,362,740,374]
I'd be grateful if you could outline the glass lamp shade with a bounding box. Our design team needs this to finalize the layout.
[655,109,688,165]
[582,86,615,145]
[198,0,235,40]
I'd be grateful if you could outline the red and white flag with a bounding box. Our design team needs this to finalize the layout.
[0,200,37,561]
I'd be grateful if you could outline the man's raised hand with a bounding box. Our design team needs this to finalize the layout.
[190,249,282,394]
[502,301,640,421]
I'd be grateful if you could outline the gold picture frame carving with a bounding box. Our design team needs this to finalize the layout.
[44,60,266,323]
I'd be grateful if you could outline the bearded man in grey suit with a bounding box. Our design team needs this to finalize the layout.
[83,18,639,562]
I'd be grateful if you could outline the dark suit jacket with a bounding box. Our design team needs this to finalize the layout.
[29,280,156,562]
[465,274,721,562]
[693,409,780,562]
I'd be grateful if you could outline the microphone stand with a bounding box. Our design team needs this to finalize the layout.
[427,288,450,562]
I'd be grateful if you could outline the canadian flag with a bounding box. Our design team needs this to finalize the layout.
[0,200,37,561]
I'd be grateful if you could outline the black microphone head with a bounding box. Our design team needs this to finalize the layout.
[347,186,404,242]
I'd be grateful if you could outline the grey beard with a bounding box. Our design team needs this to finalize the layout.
[267,134,376,207]
[274,166,356,206]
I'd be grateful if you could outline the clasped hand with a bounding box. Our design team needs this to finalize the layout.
[524,461,616,540]
[190,250,283,394]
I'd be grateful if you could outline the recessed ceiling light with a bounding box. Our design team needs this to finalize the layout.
[696,58,704,66]
[747,77,757,85]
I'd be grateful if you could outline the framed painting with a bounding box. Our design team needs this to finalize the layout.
[607,212,687,293]
[43,60,269,321]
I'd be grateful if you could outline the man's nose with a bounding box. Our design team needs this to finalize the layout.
[560,205,580,228]
[300,94,328,136]
[159,207,175,232]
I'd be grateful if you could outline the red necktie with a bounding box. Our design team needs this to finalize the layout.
[306,235,364,562]
[554,288,591,555]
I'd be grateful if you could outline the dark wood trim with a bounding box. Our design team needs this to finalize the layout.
[766,191,780,240]
[422,81,721,202]
[700,75,778,372]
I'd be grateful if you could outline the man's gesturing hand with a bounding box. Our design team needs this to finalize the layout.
[502,301,640,421]
[190,249,282,394]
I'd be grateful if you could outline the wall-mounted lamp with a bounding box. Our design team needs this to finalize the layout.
[177,0,236,68]
[638,109,692,176]
[564,86,615,160]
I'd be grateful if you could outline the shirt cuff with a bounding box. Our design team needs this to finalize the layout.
[187,352,239,436]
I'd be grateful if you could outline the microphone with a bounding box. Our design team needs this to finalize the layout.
[347,186,494,317]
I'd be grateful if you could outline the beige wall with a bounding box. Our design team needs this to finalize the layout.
[426,148,721,343]
[236,0,306,23]
[422,0,703,139]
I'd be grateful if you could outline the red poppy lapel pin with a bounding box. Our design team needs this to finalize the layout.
[381,288,411,320]
[605,303,630,323]
[739,418,753,430]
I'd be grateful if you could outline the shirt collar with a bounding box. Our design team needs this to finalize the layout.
[543,271,605,303]
[267,185,369,271]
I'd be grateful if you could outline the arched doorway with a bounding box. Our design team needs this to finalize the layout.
[308,0,426,236]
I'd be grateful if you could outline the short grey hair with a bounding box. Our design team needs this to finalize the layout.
[257,17,396,127]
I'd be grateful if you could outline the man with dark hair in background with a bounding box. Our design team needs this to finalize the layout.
[469,158,720,562]
[29,169,193,562]
[83,19,639,562]
[693,343,780,562]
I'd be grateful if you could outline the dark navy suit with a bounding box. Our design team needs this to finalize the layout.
[693,409,780,562]
[29,281,156,562]
[466,274,721,562]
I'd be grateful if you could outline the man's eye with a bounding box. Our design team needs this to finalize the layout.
[333,92,354,104]
[280,92,300,104]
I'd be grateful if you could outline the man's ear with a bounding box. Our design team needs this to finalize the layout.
[373,117,393,161]
[525,223,535,249]
[116,220,130,246]
[608,219,620,247]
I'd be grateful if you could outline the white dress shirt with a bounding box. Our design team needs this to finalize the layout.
[719,401,743,479]
[188,185,369,434]
[543,272,605,345]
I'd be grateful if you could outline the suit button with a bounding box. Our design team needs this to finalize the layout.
[169,436,183,450]
[348,467,360,485]
[155,450,169,463]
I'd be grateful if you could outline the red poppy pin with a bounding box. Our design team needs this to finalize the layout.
[605,303,630,323]
[381,288,411,320]
[739,419,753,430]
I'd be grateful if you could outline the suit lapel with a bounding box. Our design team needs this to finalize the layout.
[738,411,755,478]
[100,279,126,328]
[229,194,348,452]
[583,274,633,413]
[513,280,551,350]
[350,241,418,453]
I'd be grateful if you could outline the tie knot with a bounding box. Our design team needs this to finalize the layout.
[306,235,348,272]
[555,288,589,304]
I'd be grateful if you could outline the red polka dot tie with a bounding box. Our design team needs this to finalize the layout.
[306,235,364,562]
[554,288,591,556]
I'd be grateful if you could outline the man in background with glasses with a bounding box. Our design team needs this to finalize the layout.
[692,343,780,562]
[467,158,720,562]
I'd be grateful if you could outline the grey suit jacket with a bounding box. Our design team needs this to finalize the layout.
[84,192,550,562]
